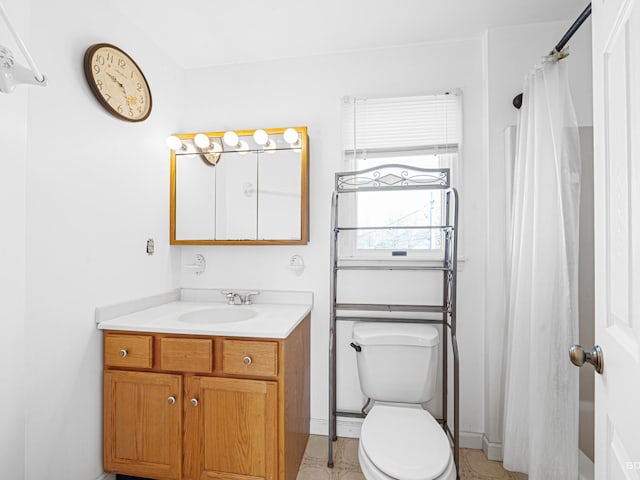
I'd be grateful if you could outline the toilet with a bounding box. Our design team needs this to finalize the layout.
[352,322,456,480]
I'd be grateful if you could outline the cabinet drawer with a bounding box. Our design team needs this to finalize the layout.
[160,338,212,373]
[105,334,152,368]
[222,339,278,377]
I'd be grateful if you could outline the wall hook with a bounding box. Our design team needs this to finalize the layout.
[287,254,305,276]
[184,254,206,275]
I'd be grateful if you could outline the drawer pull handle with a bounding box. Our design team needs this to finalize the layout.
[243,356,252,366]
[119,349,128,358]
[167,396,176,405]
[190,398,199,407]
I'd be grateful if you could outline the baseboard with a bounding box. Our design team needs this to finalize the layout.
[482,435,504,461]
[96,474,115,480]
[579,449,594,480]
[310,417,363,438]
[459,431,484,449]
[310,417,490,451]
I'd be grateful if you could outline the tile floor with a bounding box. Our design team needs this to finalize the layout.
[297,435,524,480]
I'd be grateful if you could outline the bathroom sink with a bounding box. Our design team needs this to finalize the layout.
[178,307,256,324]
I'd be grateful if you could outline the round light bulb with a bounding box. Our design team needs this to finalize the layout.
[253,129,269,146]
[283,128,299,145]
[223,131,239,147]
[194,133,211,149]
[165,135,183,151]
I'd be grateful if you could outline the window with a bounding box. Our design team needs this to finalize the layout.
[341,93,461,257]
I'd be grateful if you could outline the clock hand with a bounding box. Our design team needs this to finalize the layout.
[106,72,131,106]
[106,72,125,90]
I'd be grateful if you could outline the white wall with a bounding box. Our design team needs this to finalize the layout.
[483,20,592,457]
[0,0,28,476]
[4,1,185,478]
[179,39,487,441]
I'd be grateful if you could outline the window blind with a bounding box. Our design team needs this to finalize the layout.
[342,93,461,157]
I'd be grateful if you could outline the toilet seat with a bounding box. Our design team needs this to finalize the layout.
[359,441,456,480]
[359,405,455,480]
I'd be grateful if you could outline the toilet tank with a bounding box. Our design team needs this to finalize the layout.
[352,322,439,404]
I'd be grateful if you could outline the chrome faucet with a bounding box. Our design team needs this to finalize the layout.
[222,291,242,305]
[221,290,260,305]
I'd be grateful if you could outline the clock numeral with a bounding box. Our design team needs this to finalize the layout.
[104,93,112,102]
[136,82,142,91]
[138,96,144,104]
[93,64,100,75]
[96,79,104,91]
[96,54,105,66]
[117,105,124,114]
[118,58,126,68]
[106,52,114,63]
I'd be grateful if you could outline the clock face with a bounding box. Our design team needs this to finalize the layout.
[83,43,152,122]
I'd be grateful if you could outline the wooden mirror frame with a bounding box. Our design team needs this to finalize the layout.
[170,126,309,245]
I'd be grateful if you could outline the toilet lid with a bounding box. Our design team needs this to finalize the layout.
[360,405,452,480]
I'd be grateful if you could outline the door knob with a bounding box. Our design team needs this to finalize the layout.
[569,344,604,374]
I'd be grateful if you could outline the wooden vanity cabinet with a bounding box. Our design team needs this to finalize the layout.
[104,371,183,479]
[102,314,310,480]
[183,376,278,480]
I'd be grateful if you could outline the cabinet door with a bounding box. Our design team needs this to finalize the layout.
[184,376,278,480]
[104,370,182,479]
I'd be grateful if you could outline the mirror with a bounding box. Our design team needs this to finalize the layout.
[170,127,309,245]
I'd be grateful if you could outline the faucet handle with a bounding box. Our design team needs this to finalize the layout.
[221,291,236,305]
[242,291,260,305]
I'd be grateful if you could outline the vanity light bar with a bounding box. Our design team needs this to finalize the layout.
[165,127,304,153]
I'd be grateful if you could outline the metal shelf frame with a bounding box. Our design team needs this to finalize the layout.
[327,164,460,479]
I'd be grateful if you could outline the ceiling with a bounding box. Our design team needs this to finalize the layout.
[113,0,590,69]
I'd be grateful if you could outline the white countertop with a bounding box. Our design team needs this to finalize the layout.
[96,289,313,339]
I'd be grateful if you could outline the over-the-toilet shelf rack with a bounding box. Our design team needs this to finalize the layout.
[327,164,460,479]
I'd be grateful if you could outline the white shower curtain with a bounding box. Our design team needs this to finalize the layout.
[503,58,581,479]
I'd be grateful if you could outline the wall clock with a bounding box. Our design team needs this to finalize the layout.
[83,43,152,122]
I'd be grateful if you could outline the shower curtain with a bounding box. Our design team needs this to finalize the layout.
[503,57,581,479]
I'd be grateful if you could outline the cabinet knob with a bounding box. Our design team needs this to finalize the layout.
[119,349,128,358]
[190,398,199,407]
[167,396,176,405]
[243,356,252,366]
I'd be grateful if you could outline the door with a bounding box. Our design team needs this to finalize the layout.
[592,0,640,478]
[184,376,278,480]
[104,370,182,479]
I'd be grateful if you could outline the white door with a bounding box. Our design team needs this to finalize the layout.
[591,0,640,478]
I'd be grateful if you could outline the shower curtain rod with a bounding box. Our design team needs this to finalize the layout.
[512,3,592,109]
[0,0,47,93]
